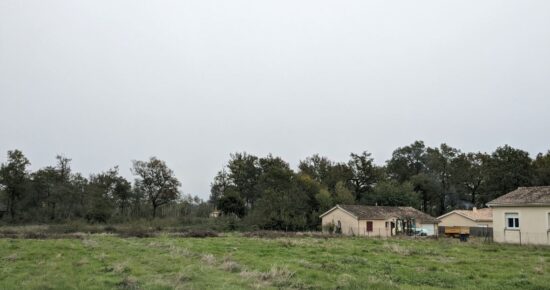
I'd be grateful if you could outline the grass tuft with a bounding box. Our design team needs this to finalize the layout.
[200,254,216,266]
[118,276,139,289]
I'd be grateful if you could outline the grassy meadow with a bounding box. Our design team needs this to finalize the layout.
[0,232,549,290]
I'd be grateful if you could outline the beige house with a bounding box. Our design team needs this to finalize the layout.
[320,204,439,237]
[487,186,550,245]
[437,207,493,228]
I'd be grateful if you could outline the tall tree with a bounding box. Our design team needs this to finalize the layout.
[298,154,333,184]
[0,150,30,220]
[227,153,261,207]
[370,180,419,207]
[132,157,181,218]
[209,169,231,205]
[348,151,380,201]
[532,151,550,186]
[333,181,355,205]
[425,144,460,215]
[112,176,132,215]
[386,141,427,182]
[483,145,533,203]
[410,173,440,214]
[450,152,488,207]
[217,190,246,217]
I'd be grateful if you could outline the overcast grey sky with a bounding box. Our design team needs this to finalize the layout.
[1,0,549,199]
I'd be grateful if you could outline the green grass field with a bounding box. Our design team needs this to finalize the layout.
[0,234,549,290]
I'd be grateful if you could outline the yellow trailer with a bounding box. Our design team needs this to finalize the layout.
[444,226,470,238]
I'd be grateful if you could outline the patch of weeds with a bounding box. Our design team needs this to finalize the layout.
[118,276,139,289]
[504,277,534,288]
[341,256,369,265]
[279,239,294,248]
[261,265,295,287]
[176,271,192,283]
[383,243,413,256]
[82,238,98,248]
[338,274,398,290]
[200,254,216,266]
[320,261,340,270]
[220,258,242,273]
[296,259,319,269]
[75,257,89,267]
[169,245,194,257]
[4,253,18,261]
[336,273,356,288]
[382,263,393,275]
[113,262,130,274]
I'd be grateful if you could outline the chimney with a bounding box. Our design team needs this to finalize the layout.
[472,207,477,213]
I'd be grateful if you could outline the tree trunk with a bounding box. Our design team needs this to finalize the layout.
[8,192,15,221]
[152,203,157,218]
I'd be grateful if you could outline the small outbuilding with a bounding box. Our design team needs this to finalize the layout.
[320,204,439,237]
[487,186,550,245]
[438,207,493,228]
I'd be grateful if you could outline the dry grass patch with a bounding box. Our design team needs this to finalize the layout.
[260,265,295,286]
[113,262,130,274]
[82,238,98,248]
[220,257,242,273]
[4,253,17,261]
[118,276,139,289]
[200,254,216,266]
[75,257,89,267]
[383,242,414,256]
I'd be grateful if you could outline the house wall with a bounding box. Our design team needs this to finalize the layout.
[358,219,392,237]
[439,212,493,227]
[492,206,550,245]
[321,208,360,236]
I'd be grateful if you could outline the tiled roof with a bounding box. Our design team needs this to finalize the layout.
[329,204,439,224]
[487,186,550,206]
[439,208,492,222]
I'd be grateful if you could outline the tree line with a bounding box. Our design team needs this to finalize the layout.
[210,141,550,230]
[0,153,206,223]
[1,141,549,230]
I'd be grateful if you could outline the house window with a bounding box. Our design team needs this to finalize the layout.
[385,222,389,228]
[505,213,519,229]
[367,221,373,232]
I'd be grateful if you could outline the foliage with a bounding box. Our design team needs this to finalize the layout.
[0,150,30,220]
[132,157,181,218]
[1,140,550,227]
[217,191,246,218]
[369,180,419,207]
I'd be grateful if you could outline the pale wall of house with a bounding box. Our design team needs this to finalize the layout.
[358,219,391,237]
[439,213,493,227]
[492,206,550,245]
[321,209,360,236]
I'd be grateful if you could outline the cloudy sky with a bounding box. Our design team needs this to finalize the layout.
[1,0,549,199]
